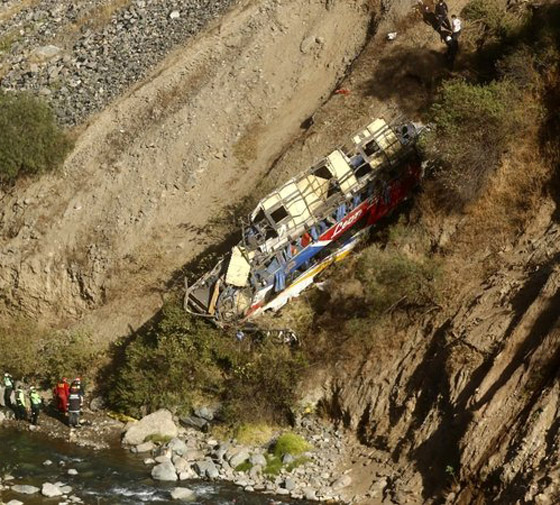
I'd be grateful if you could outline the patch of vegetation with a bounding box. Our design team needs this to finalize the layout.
[263,455,283,477]
[144,434,173,444]
[234,423,276,446]
[235,461,253,473]
[0,91,73,185]
[106,298,306,423]
[0,320,99,388]
[272,432,311,458]
[420,79,530,207]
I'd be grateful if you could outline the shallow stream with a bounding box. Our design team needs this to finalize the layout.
[0,428,303,505]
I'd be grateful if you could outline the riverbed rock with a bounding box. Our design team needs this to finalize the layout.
[167,437,188,456]
[43,459,53,466]
[42,482,63,497]
[123,409,178,445]
[172,456,190,473]
[134,441,156,453]
[170,486,195,501]
[229,449,250,468]
[249,453,267,467]
[151,461,178,481]
[12,484,40,494]
[179,415,208,432]
[184,449,205,461]
[67,469,79,476]
[193,459,219,479]
[6,500,24,505]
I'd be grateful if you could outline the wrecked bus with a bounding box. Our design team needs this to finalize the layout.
[185,117,424,326]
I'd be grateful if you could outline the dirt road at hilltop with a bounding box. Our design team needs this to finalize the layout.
[0,0,379,340]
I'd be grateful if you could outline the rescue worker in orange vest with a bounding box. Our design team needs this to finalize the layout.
[53,377,70,413]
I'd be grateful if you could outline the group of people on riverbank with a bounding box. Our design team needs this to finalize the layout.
[3,372,85,428]
[418,0,463,67]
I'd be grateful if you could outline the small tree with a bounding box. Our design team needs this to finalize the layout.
[0,91,73,184]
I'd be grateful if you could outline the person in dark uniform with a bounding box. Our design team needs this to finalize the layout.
[435,0,451,32]
[68,380,83,428]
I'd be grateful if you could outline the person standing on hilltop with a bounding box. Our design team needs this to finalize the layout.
[3,372,14,409]
[451,14,462,40]
[435,0,451,32]
[15,385,28,421]
[53,377,70,414]
[29,386,42,426]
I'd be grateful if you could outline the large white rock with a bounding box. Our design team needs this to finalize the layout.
[151,461,178,481]
[12,484,40,494]
[123,409,178,446]
[7,500,24,505]
[42,482,63,497]
[170,487,196,501]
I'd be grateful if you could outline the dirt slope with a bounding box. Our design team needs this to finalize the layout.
[0,0,375,340]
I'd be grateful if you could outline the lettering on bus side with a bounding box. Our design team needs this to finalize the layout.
[331,206,365,238]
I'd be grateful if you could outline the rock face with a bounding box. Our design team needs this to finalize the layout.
[123,409,178,445]
[322,217,560,503]
[151,461,178,481]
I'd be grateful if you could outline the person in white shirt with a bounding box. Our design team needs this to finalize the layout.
[451,14,462,40]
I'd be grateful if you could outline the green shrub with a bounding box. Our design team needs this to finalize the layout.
[420,79,530,206]
[144,434,173,444]
[272,432,311,457]
[106,301,233,418]
[107,297,307,423]
[263,455,283,476]
[0,91,73,184]
[235,461,253,472]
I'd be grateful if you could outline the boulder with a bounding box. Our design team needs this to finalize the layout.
[249,453,267,467]
[184,449,205,461]
[229,450,250,468]
[170,487,195,501]
[42,483,63,497]
[303,487,317,500]
[144,458,156,465]
[172,456,190,473]
[179,415,208,432]
[61,485,73,494]
[7,500,24,505]
[193,459,219,479]
[89,396,105,411]
[193,405,216,421]
[284,478,296,491]
[12,484,40,494]
[134,441,156,453]
[123,409,178,445]
[167,437,188,456]
[67,469,78,476]
[151,461,178,481]
[178,468,197,480]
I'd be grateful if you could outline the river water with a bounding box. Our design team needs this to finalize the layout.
[0,428,304,505]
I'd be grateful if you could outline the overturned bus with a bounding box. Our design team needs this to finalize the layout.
[185,117,424,326]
